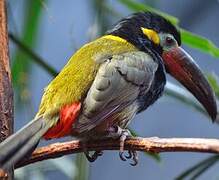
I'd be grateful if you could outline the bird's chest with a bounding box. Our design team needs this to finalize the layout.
[73,51,161,136]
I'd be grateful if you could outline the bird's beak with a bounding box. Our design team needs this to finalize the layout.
[162,47,217,121]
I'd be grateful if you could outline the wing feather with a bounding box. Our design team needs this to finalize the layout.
[74,51,158,133]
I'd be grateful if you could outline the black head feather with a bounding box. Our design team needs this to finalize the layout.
[107,12,181,54]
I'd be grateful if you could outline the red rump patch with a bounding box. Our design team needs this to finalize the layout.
[43,102,81,140]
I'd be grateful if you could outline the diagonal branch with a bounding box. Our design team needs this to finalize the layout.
[16,137,219,169]
[9,33,58,77]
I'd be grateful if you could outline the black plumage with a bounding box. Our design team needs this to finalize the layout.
[108,12,181,55]
[108,12,180,112]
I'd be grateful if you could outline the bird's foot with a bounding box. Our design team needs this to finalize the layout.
[120,150,138,166]
[108,126,138,166]
[84,150,103,162]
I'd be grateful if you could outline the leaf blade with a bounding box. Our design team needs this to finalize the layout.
[181,29,219,58]
[175,155,219,180]
[118,0,179,25]
[207,73,219,98]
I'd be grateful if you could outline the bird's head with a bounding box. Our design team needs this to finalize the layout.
[108,12,217,120]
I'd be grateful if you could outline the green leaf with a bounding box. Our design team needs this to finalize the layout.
[175,155,219,180]
[164,82,206,117]
[9,33,58,77]
[145,152,161,162]
[207,73,219,98]
[118,0,179,25]
[165,82,219,122]
[11,0,45,103]
[75,153,89,180]
[181,29,219,58]
[48,158,77,179]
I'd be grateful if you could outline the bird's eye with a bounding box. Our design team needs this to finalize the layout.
[165,36,174,46]
[159,33,177,50]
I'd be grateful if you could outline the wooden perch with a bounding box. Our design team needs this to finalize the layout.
[16,137,219,168]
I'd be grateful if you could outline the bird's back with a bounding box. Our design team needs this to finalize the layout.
[36,35,137,120]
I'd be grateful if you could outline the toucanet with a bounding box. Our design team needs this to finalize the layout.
[0,12,217,169]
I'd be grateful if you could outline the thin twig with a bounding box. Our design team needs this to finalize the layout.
[9,33,58,77]
[16,137,219,169]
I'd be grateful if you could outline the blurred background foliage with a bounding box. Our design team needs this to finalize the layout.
[7,0,219,179]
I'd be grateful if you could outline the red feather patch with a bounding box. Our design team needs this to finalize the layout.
[43,102,81,140]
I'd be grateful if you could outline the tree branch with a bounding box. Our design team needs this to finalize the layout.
[16,137,219,169]
[0,0,14,179]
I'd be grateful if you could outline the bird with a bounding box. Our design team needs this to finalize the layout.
[0,12,217,169]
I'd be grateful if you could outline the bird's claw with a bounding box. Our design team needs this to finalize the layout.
[84,150,103,162]
[86,126,139,166]
[125,150,133,159]
[119,150,138,166]
[118,128,138,166]
[129,151,138,166]
[119,151,127,161]
[119,150,134,160]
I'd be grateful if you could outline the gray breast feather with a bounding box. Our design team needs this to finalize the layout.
[74,51,158,132]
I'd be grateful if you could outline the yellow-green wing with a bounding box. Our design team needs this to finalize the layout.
[37,35,137,119]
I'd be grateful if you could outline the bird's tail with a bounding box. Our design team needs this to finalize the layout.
[0,117,50,170]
